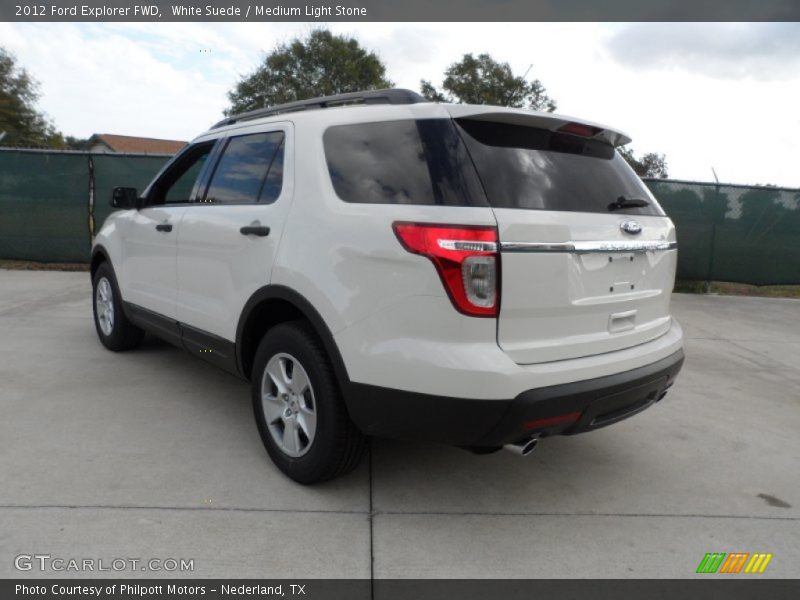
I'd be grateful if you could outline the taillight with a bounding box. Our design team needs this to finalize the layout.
[557,122,603,138]
[393,222,499,317]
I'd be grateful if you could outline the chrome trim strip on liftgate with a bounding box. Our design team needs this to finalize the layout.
[499,240,678,254]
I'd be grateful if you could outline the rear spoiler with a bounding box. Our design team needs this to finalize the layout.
[444,104,632,148]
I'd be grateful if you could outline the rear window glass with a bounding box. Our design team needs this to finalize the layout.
[323,119,486,206]
[456,119,664,216]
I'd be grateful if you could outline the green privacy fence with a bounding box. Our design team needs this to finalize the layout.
[1,148,799,285]
[0,149,170,263]
[645,179,800,286]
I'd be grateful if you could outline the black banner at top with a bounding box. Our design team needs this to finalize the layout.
[3,0,800,22]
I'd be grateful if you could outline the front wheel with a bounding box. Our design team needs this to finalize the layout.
[251,321,366,484]
[92,262,144,351]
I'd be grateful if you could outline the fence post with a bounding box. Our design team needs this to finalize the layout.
[87,154,95,250]
[704,183,720,293]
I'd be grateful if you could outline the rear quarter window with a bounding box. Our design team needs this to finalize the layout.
[323,119,487,206]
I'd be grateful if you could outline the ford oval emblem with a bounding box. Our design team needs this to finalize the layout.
[620,220,642,235]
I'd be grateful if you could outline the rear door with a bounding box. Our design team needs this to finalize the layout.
[454,114,677,364]
[176,123,292,342]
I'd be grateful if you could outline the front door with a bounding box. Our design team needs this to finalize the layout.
[118,141,216,320]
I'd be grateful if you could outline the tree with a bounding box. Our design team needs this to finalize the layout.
[423,52,671,178]
[619,147,669,179]
[226,29,393,115]
[63,135,91,150]
[0,47,61,147]
[420,53,556,111]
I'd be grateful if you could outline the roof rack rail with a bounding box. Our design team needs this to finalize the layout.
[212,88,427,129]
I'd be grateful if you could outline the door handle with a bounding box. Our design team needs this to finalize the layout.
[240,225,270,237]
[155,223,173,232]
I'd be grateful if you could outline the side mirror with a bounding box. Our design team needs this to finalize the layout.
[111,187,141,209]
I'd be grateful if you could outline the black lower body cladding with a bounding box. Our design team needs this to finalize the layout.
[345,350,684,448]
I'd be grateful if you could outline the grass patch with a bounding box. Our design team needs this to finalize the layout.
[0,259,89,272]
[675,280,800,298]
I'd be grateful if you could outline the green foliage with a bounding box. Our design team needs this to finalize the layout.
[63,135,91,150]
[419,80,447,103]
[226,30,393,115]
[619,147,669,179]
[420,53,556,111]
[0,47,63,147]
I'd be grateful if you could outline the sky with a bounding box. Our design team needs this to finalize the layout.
[0,21,798,187]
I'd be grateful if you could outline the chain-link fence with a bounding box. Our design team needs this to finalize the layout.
[1,148,799,285]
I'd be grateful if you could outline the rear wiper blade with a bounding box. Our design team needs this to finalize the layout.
[608,195,650,211]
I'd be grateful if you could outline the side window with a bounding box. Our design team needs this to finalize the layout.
[323,119,486,206]
[149,143,214,205]
[203,131,285,205]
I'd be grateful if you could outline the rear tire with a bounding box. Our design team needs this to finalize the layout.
[251,321,366,484]
[92,262,144,351]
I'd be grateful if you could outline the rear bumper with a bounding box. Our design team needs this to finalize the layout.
[345,349,684,447]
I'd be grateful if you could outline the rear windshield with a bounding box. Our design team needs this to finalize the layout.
[456,119,664,216]
[323,119,486,206]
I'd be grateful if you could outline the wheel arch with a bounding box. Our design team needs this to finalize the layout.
[236,285,350,389]
[90,245,112,280]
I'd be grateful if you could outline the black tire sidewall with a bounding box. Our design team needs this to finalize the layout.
[251,323,345,483]
[92,263,130,349]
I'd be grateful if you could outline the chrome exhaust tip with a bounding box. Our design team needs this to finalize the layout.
[503,437,539,457]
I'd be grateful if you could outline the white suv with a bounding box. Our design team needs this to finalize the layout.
[91,89,684,483]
